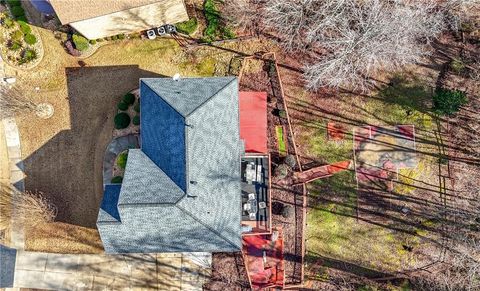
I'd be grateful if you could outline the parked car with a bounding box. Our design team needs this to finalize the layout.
[146,29,156,39]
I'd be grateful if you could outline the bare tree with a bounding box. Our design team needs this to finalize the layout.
[0,85,54,119]
[0,184,57,232]
[261,0,448,90]
[222,0,262,34]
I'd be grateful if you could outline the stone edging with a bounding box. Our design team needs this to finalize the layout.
[2,118,25,250]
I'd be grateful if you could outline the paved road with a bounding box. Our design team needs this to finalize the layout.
[10,250,210,290]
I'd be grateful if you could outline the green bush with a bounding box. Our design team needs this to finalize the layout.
[10,30,23,41]
[433,88,468,116]
[89,39,96,45]
[117,34,125,39]
[116,151,128,169]
[114,112,130,129]
[134,101,140,113]
[110,35,118,41]
[72,34,89,51]
[7,0,21,6]
[8,40,21,51]
[15,15,27,22]
[11,5,25,17]
[123,93,135,105]
[18,20,31,34]
[111,176,123,184]
[117,101,128,111]
[176,17,198,35]
[133,115,140,125]
[203,0,220,42]
[24,33,36,45]
[22,48,36,61]
[2,16,14,28]
[96,38,103,42]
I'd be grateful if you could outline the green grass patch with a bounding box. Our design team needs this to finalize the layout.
[365,75,434,131]
[196,57,216,76]
[304,121,353,164]
[176,17,198,35]
[276,126,287,156]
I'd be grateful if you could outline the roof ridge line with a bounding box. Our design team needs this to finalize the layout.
[184,77,237,118]
[176,204,240,250]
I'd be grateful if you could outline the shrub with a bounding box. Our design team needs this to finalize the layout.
[72,34,89,51]
[114,112,130,129]
[117,101,128,111]
[274,163,289,179]
[117,34,125,39]
[11,5,25,17]
[278,110,287,118]
[10,30,23,41]
[123,93,135,105]
[116,151,128,169]
[64,40,80,57]
[204,0,219,41]
[18,21,31,34]
[284,155,297,168]
[7,0,21,6]
[110,35,118,40]
[450,58,465,74]
[111,176,123,184]
[96,38,103,42]
[433,88,467,116]
[281,204,293,218]
[133,115,140,125]
[134,101,140,113]
[2,17,14,28]
[8,40,21,50]
[24,33,36,45]
[21,48,37,62]
[15,15,27,22]
[176,17,198,35]
[89,39,96,45]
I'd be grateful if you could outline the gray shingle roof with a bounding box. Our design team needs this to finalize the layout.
[141,77,237,117]
[118,149,185,205]
[97,77,242,253]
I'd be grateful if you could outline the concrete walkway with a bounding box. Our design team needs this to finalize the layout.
[10,250,210,290]
[2,118,25,250]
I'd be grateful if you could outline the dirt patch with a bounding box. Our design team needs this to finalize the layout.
[204,252,250,291]
[17,65,162,230]
[25,221,103,253]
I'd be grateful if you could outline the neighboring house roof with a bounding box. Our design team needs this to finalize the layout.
[97,77,242,254]
[239,92,268,153]
[49,0,165,24]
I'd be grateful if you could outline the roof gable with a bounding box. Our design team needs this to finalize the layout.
[141,77,237,117]
[118,149,185,205]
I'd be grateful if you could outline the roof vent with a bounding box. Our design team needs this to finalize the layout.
[173,73,181,81]
[190,180,197,185]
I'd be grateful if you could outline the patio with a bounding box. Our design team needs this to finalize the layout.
[241,155,270,234]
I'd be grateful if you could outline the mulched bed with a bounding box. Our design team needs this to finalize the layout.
[204,252,250,291]
[239,55,305,286]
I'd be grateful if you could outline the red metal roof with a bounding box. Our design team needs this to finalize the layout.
[239,92,268,154]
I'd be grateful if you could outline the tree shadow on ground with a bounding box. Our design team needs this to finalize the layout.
[20,65,165,228]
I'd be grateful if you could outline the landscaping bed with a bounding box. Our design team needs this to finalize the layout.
[0,4,43,68]
[239,54,305,286]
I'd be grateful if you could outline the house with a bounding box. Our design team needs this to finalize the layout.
[48,0,189,39]
[97,77,271,254]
